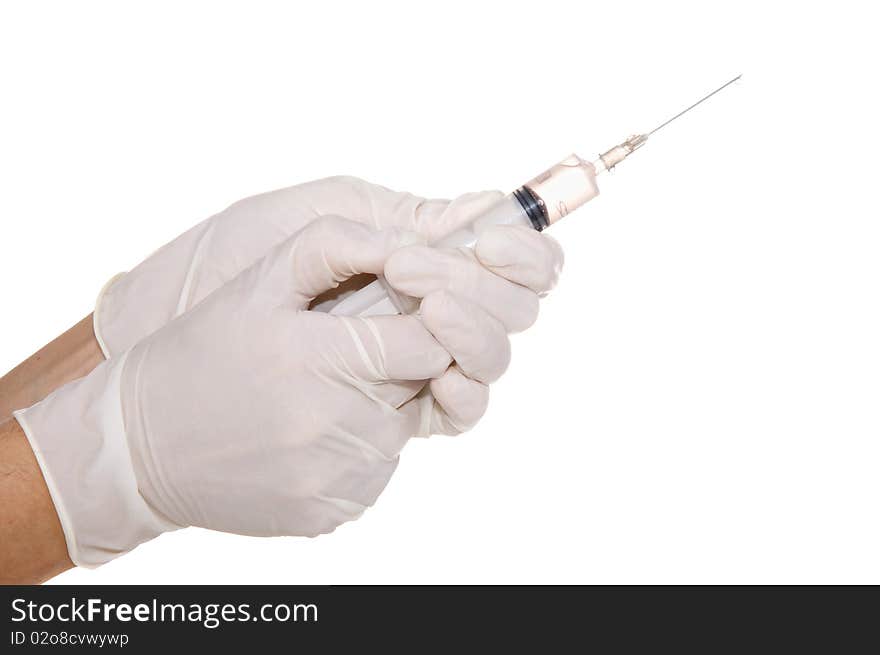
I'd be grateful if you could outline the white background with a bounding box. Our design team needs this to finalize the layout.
[1,1,877,584]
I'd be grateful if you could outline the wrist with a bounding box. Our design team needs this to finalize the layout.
[0,314,104,419]
[14,352,175,568]
[0,417,73,583]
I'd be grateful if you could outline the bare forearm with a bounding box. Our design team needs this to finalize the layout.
[0,314,103,582]
[0,417,73,583]
[0,314,104,419]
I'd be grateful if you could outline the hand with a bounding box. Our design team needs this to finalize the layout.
[95,177,502,357]
[14,217,525,566]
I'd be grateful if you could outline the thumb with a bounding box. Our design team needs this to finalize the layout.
[285,179,504,244]
[280,216,422,310]
[414,190,505,244]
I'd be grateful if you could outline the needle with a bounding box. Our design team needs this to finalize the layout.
[596,74,742,172]
[648,74,742,136]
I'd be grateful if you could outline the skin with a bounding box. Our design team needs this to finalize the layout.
[0,314,102,583]
[0,314,103,419]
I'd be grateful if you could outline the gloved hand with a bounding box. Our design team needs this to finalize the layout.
[95,176,503,358]
[17,217,530,566]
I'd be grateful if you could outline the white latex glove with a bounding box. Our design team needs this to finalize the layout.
[17,217,529,567]
[382,224,565,435]
[95,176,503,358]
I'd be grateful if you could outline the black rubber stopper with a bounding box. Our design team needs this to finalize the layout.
[513,186,549,231]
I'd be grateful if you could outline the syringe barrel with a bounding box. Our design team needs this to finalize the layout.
[325,155,599,317]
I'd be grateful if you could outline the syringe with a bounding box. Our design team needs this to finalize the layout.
[326,75,741,318]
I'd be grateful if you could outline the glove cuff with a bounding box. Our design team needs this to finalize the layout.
[13,352,175,568]
[93,272,127,359]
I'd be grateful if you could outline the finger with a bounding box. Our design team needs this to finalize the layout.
[275,176,430,231]
[279,216,422,309]
[414,190,505,243]
[322,313,452,384]
[334,393,422,462]
[428,366,490,435]
[419,291,511,384]
[242,176,502,240]
[307,427,402,510]
[384,245,540,333]
[319,456,399,511]
[474,225,565,295]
